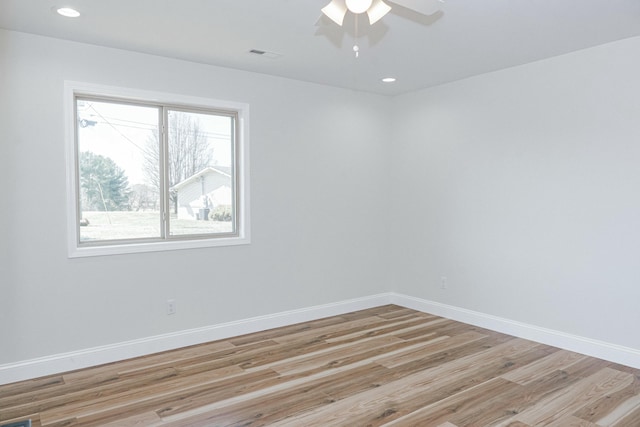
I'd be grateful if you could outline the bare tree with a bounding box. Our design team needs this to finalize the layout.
[129,184,158,211]
[143,112,213,212]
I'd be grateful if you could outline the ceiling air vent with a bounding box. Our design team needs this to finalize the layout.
[249,49,283,59]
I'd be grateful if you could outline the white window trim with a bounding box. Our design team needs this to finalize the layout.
[64,81,250,258]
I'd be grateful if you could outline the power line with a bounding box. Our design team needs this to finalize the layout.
[94,112,233,140]
[87,104,147,153]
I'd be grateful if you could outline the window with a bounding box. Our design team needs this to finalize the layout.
[65,82,250,257]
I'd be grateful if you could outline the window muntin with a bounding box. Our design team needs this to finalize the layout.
[66,83,249,257]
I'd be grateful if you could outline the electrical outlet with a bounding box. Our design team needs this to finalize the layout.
[167,299,176,315]
[440,276,448,290]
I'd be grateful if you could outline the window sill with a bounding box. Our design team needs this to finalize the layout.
[68,234,250,258]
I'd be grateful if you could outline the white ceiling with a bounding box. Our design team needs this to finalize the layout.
[1,0,639,96]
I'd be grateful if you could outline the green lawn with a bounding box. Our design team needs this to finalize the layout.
[80,211,232,242]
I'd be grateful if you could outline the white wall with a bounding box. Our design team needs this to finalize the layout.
[391,36,640,350]
[0,30,391,365]
[3,27,640,372]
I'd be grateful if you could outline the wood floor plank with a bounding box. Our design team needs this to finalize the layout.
[0,376,65,400]
[157,332,486,425]
[156,359,384,425]
[39,368,277,426]
[386,331,517,377]
[101,411,163,426]
[323,317,448,344]
[376,306,430,320]
[115,340,270,378]
[546,415,599,426]
[269,339,542,426]
[376,330,487,368]
[269,335,404,375]
[572,374,640,423]
[227,314,354,346]
[501,349,585,385]
[159,363,394,426]
[2,305,640,427]
[271,316,389,344]
[379,377,521,426]
[0,367,180,422]
[594,392,640,426]
[610,406,640,427]
[497,367,634,426]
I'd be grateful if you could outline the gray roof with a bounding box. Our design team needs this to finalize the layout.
[170,166,232,191]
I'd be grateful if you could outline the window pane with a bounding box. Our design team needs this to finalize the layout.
[167,109,235,237]
[77,99,161,242]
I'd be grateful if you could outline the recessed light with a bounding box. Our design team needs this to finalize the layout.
[56,7,81,18]
[381,77,396,83]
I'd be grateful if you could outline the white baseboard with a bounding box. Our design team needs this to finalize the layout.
[390,293,640,370]
[2,292,640,385]
[0,293,393,385]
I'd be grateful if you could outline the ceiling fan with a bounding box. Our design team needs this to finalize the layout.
[321,0,443,26]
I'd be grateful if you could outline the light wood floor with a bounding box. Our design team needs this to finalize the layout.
[2,305,640,426]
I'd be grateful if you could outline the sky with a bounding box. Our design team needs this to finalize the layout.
[77,99,233,186]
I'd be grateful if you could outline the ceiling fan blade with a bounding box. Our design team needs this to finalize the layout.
[367,0,392,25]
[321,0,348,26]
[388,0,442,16]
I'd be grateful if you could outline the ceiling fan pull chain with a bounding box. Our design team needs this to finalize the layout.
[354,14,360,58]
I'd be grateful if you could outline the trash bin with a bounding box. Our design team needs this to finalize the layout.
[199,208,210,221]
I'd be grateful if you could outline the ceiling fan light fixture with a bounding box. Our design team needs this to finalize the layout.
[367,0,391,24]
[321,0,391,26]
[345,0,373,14]
[321,0,348,26]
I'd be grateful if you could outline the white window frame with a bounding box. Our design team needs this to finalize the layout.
[64,81,250,258]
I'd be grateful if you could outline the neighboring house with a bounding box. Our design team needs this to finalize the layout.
[171,167,232,220]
